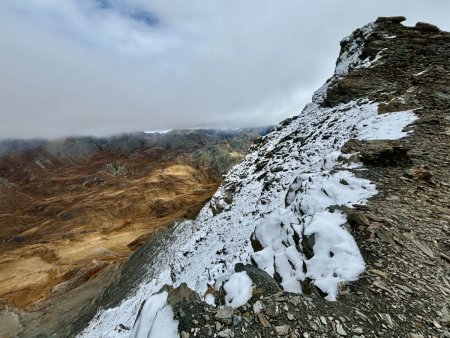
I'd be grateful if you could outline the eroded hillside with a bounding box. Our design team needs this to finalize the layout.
[0,129,266,310]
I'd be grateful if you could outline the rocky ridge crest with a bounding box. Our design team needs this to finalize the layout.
[67,17,450,338]
[164,17,450,338]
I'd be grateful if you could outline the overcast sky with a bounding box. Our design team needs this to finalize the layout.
[1,1,449,139]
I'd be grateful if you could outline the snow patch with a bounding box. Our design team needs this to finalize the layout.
[335,23,376,75]
[358,110,417,140]
[204,293,216,306]
[130,291,178,338]
[358,48,387,69]
[223,271,253,308]
[144,129,172,134]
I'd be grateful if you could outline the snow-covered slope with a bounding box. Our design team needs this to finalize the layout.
[79,22,418,337]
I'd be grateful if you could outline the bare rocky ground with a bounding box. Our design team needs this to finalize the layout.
[159,17,450,338]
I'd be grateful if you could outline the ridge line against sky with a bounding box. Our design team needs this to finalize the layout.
[1,0,449,139]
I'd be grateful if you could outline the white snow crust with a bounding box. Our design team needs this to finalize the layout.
[129,291,178,338]
[335,23,376,75]
[79,22,418,337]
[223,271,253,308]
[313,22,376,104]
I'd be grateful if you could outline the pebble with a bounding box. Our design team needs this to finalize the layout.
[257,312,271,328]
[289,296,301,306]
[266,302,279,317]
[275,325,290,336]
[409,334,424,338]
[380,313,394,328]
[368,269,387,278]
[308,321,319,331]
[215,306,233,325]
[232,315,242,326]
[396,284,414,294]
[253,301,264,314]
[353,327,363,334]
[373,279,390,292]
[336,323,347,336]
[218,329,233,338]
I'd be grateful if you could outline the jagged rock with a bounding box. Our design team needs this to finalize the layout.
[266,302,279,317]
[289,296,301,307]
[378,97,417,113]
[340,138,363,154]
[250,232,264,252]
[404,168,434,184]
[210,197,225,216]
[215,307,234,325]
[301,234,315,260]
[375,16,406,24]
[301,278,327,298]
[406,237,435,258]
[234,263,281,295]
[359,140,409,166]
[415,22,440,32]
[353,327,363,334]
[257,312,271,328]
[166,283,201,307]
[372,280,390,292]
[347,211,370,227]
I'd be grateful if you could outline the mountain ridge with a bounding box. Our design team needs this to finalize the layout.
[3,16,450,338]
[73,17,450,337]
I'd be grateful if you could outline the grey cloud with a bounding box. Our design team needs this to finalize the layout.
[1,0,449,139]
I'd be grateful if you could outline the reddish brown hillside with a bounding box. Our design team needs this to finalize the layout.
[0,129,264,308]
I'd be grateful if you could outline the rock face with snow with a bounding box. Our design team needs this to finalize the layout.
[72,17,450,338]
